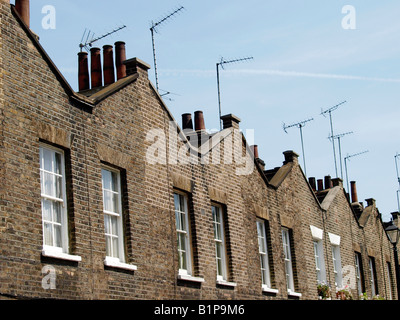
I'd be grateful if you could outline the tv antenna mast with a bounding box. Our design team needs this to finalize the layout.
[328,131,353,180]
[283,117,314,177]
[321,100,347,178]
[150,6,185,92]
[344,150,369,194]
[395,153,400,212]
[217,56,254,130]
[79,25,127,52]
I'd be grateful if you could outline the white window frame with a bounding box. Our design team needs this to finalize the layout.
[310,226,326,284]
[282,228,296,294]
[355,252,363,295]
[329,233,343,289]
[40,144,69,254]
[257,219,272,289]
[212,204,228,282]
[313,240,326,284]
[386,262,393,300]
[331,245,343,289]
[368,257,377,297]
[174,191,193,276]
[102,166,126,264]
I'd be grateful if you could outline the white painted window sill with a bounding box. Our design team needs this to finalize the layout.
[104,257,137,271]
[42,249,82,262]
[178,274,205,283]
[288,289,302,297]
[217,279,237,287]
[262,285,279,294]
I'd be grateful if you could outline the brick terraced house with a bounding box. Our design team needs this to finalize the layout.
[0,0,399,300]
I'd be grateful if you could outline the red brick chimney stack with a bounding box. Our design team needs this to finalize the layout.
[78,52,90,91]
[103,45,115,86]
[115,41,127,80]
[317,179,324,191]
[90,47,102,89]
[15,0,30,28]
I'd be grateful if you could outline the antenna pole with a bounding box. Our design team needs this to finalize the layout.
[395,153,400,212]
[329,131,353,180]
[321,101,347,178]
[216,56,253,130]
[344,155,350,194]
[150,6,185,93]
[328,110,338,178]
[151,27,159,92]
[299,124,307,177]
[344,150,369,194]
[79,25,126,52]
[217,63,222,130]
[283,117,314,177]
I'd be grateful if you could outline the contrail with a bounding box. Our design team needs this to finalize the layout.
[161,68,400,83]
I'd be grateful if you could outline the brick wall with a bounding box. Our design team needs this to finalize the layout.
[0,1,397,300]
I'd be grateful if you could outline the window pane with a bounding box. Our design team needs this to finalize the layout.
[216,257,223,277]
[43,172,55,197]
[104,214,111,234]
[105,236,112,257]
[42,199,52,221]
[43,222,53,246]
[112,237,119,258]
[102,169,112,190]
[175,211,182,231]
[54,152,62,175]
[53,201,62,224]
[42,148,53,172]
[56,175,63,199]
[54,224,62,248]
[110,215,118,236]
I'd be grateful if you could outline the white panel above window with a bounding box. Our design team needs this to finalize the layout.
[328,233,341,246]
[310,225,323,240]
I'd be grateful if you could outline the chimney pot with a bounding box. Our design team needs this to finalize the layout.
[350,181,358,203]
[115,41,127,80]
[317,179,324,191]
[182,113,193,131]
[324,175,332,189]
[103,45,115,86]
[194,111,206,131]
[78,52,90,91]
[90,47,103,89]
[15,0,30,28]
[391,212,399,226]
[309,177,316,191]
[251,145,259,159]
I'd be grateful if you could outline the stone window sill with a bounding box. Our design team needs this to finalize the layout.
[217,279,237,287]
[262,285,279,294]
[42,249,82,262]
[288,289,302,297]
[178,274,205,283]
[104,257,137,271]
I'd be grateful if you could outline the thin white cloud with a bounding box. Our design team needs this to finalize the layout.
[161,68,400,83]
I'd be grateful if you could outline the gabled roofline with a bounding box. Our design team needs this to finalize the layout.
[11,4,140,113]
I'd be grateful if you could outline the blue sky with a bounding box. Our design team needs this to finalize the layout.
[22,1,400,221]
